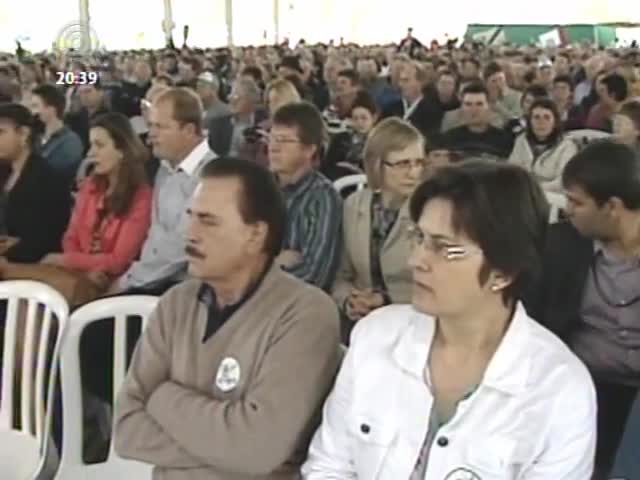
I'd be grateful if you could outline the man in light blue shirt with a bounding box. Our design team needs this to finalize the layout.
[111,87,216,294]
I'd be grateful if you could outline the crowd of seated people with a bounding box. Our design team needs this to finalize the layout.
[0,36,639,479]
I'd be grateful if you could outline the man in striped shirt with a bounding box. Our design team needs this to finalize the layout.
[268,102,342,292]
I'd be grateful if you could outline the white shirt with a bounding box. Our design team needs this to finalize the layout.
[302,303,597,480]
[177,138,212,175]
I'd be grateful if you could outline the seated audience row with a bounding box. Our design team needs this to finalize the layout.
[2,47,640,478]
[113,157,598,479]
[1,111,152,304]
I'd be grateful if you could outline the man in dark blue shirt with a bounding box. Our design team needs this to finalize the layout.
[32,84,84,186]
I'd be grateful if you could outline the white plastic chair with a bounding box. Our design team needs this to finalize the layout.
[128,116,148,136]
[566,129,611,150]
[0,281,69,480]
[74,157,95,187]
[333,174,367,196]
[54,296,159,480]
[545,191,568,224]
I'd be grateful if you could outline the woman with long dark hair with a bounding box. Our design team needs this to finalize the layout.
[40,113,152,288]
[508,98,578,194]
[1,112,152,304]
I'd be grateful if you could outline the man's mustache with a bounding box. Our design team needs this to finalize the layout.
[185,245,206,259]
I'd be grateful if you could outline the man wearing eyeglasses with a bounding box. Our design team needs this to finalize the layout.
[524,140,640,476]
[268,101,342,293]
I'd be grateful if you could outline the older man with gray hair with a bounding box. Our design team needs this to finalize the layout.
[228,77,264,156]
[207,77,268,161]
[196,71,230,125]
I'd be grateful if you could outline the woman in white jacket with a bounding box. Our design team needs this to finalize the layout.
[508,98,578,194]
[302,161,597,480]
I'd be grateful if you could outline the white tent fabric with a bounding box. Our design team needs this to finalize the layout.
[1,0,640,52]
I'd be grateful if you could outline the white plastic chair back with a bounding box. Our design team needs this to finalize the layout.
[55,296,158,480]
[545,191,568,224]
[74,157,95,189]
[0,280,69,480]
[333,174,367,196]
[566,129,611,150]
[129,116,148,136]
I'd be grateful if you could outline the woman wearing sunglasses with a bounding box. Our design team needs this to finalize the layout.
[303,160,597,479]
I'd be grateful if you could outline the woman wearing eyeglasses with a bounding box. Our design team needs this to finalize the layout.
[303,160,597,479]
[332,118,430,342]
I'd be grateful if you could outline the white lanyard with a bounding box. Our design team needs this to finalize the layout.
[402,96,423,120]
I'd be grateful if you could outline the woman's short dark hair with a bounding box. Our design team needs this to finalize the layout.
[200,157,286,258]
[90,112,150,216]
[409,160,550,303]
[562,140,640,209]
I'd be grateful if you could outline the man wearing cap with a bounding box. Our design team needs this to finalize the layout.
[196,71,230,126]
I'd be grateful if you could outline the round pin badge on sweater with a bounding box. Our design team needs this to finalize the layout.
[444,468,482,480]
[216,357,241,392]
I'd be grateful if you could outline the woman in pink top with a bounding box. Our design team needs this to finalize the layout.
[40,112,152,289]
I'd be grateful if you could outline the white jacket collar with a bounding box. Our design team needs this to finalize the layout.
[391,302,532,395]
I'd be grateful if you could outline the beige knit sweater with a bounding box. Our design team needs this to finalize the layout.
[114,265,341,480]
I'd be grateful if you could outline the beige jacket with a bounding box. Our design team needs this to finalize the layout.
[493,88,523,122]
[114,265,341,480]
[332,189,413,309]
[508,133,579,194]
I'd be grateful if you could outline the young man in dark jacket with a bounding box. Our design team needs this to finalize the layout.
[524,140,640,474]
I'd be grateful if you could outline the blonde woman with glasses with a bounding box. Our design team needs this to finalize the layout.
[332,118,429,342]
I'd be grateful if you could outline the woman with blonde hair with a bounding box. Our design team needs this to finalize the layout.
[244,78,302,168]
[265,78,302,118]
[333,118,432,342]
